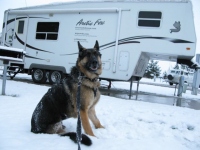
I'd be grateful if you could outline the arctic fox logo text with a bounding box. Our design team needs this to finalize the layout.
[170,21,181,33]
[76,19,105,26]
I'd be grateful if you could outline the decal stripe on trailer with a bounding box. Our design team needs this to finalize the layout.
[3,17,49,28]
[15,33,54,54]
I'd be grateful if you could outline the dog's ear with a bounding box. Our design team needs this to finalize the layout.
[94,40,99,51]
[78,41,85,52]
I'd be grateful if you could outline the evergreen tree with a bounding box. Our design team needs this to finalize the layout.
[144,60,161,78]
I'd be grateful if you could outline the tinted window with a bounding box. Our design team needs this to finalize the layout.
[138,20,160,27]
[139,11,162,19]
[138,11,162,27]
[36,22,59,40]
[36,33,46,39]
[36,22,59,32]
[47,34,58,40]
[18,21,24,34]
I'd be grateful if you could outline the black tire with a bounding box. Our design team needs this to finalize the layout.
[49,70,63,84]
[169,82,173,86]
[32,69,47,84]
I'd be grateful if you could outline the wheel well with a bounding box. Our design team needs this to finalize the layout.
[29,64,67,74]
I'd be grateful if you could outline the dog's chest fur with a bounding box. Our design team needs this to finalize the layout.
[69,79,100,112]
[80,79,100,109]
[67,66,100,110]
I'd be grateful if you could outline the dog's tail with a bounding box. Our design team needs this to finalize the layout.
[60,132,92,146]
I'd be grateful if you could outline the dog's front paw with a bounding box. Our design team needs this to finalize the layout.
[86,132,95,137]
[99,125,105,128]
[95,124,105,129]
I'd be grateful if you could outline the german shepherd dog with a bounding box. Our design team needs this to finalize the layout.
[31,41,104,145]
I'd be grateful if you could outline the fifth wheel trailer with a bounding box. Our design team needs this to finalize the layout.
[0,0,197,84]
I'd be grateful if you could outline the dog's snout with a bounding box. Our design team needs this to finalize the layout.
[88,59,99,71]
[92,60,97,66]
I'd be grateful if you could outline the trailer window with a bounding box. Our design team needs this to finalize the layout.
[171,70,175,74]
[36,33,46,39]
[18,21,24,34]
[138,11,162,27]
[36,22,59,40]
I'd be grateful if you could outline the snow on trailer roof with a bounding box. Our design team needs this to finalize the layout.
[0,46,25,62]
[6,0,190,11]
[0,46,24,53]
[0,56,23,62]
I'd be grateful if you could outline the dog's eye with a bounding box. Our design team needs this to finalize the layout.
[81,51,87,56]
[79,51,88,59]
[86,52,91,57]
[93,51,98,56]
[95,51,101,57]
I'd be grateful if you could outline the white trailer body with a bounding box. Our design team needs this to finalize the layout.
[0,0,196,83]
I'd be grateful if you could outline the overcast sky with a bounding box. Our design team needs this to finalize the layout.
[0,0,199,72]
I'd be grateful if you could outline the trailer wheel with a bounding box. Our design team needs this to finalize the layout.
[49,70,63,84]
[32,69,47,84]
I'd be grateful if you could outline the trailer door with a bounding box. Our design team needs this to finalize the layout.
[12,16,29,51]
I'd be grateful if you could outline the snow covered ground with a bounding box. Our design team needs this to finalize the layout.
[0,74,200,150]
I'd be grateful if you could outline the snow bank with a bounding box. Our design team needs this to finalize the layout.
[0,79,200,150]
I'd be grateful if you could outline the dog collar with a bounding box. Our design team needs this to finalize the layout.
[78,71,99,82]
[84,77,98,82]
[78,71,98,97]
